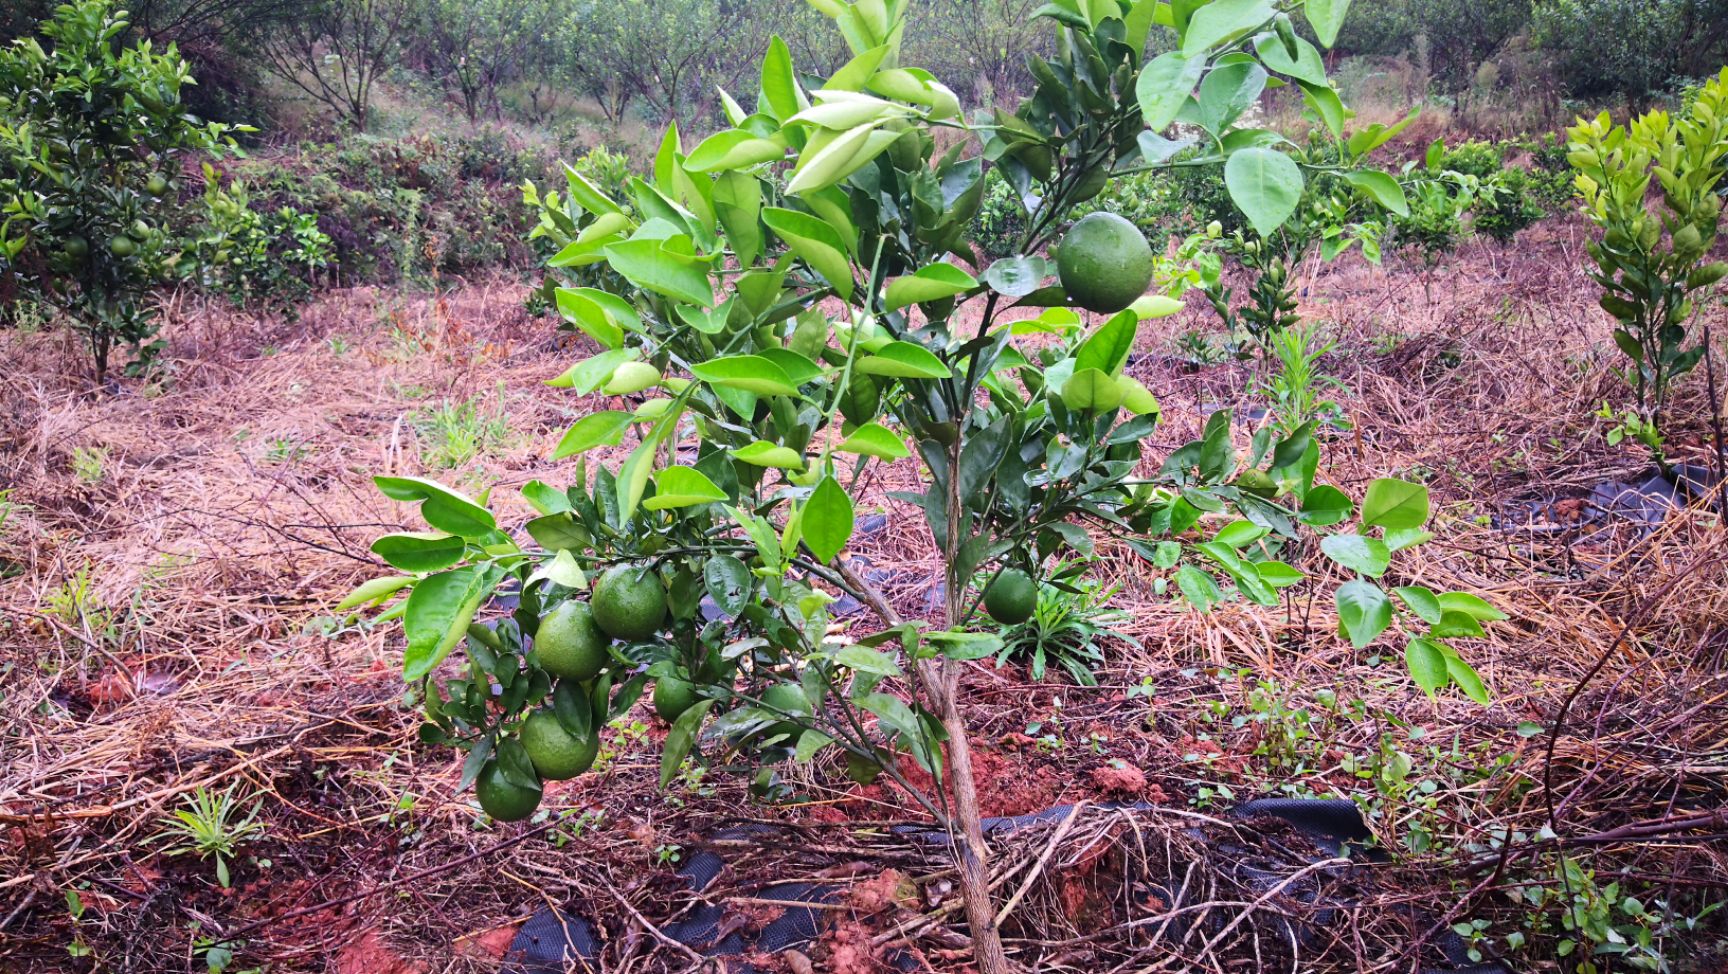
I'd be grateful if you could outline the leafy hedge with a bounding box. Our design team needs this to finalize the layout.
[222,131,560,286]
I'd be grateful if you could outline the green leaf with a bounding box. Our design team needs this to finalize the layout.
[552,678,593,740]
[1252,32,1327,85]
[1300,485,1353,525]
[336,575,414,611]
[552,411,634,460]
[714,170,764,265]
[374,476,497,539]
[1298,80,1347,138]
[705,555,753,615]
[1343,171,1410,217]
[690,355,800,396]
[1433,611,1486,638]
[1137,50,1207,131]
[1405,637,1448,697]
[549,349,633,394]
[1361,478,1430,530]
[984,256,1048,297]
[1214,520,1269,548]
[1336,580,1392,649]
[836,422,912,460]
[1393,585,1443,625]
[1436,592,1507,621]
[659,699,714,788]
[522,482,574,517]
[1384,527,1433,551]
[794,729,834,762]
[1060,368,1126,412]
[617,437,658,521]
[759,35,803,120]
[403,565,498,681]
[1183,0,1275,54]
[1255,560,1305,588]
[763,207,855,299]
[604,238,713,308]
[1224,147,1305,237]
[1075,309,1139,377]
[756,348,824,385]
[1119,375,1161,416]
[856,341,952,379]
[926,630,1003,660]
[1175,564,1222,612]
[802,476,855,563]
[834,644,901,676]
[527,549,587,590]
[684,130,786,172]
[1320,533,1391,577]
[563,163,624,217]
[1189,60,1267,134]
[1131,294,1185,319]
[1305,0,1352,47]
[1446,655,1490,704]
[554,288,624,348]
[786,123,899,194]
[644,466,728,510]
[733,441,806,468]
[1152,540,1182,568]
[371,532,465,573]
[885,263,978,310]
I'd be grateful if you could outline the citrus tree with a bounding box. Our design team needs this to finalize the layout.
[350,1,1501,968]
[1568,68,1728,471]
[0,0,244,383]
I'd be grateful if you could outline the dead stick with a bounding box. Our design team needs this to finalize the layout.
[994,801,1086,926]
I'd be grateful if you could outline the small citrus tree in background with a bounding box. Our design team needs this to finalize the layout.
[352,0,1502,968]
[1568,68,1728,473]
[0,0,246,383]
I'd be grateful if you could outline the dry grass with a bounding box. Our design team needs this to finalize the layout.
[1,221,1726,972]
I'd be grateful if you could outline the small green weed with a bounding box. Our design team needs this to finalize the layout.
[411,387,511,469]
[149,786,268,888]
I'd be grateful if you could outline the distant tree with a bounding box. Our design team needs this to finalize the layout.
[423,0,557,123]
[256,0,417,132]
[0,0,242,383]
[566,0,770,128]
[1333,0,1532,94]
[908,0,1051,105]
[1532,0,1728,102]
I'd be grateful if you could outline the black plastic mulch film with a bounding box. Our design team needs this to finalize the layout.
[503,798,1512,973]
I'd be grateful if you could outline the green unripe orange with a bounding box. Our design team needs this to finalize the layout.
[983,569,1038,625]
[474,760,541,821]
[590,566,667,641]
[146,173,170,197]
[535,601,609,680]
[519,710,600,780]
[1056,212,1154,314]
[107,235,137,258]
[758,683,809,743]
[653,676,700,722]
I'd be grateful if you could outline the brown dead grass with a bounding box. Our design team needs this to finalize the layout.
[1,221,1726,971]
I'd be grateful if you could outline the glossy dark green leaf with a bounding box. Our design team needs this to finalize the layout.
[802,475,855,563]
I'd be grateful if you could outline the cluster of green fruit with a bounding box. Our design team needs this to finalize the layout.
[474,564,669,821]
[474,561,1047,821]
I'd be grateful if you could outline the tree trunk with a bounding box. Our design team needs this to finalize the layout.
[931,436,1013,974]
